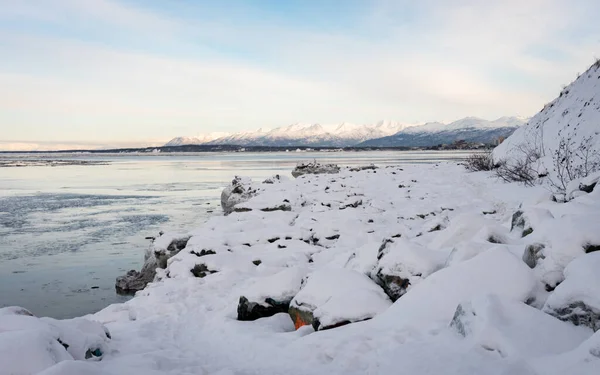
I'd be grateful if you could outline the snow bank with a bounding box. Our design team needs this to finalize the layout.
[0,307,110,374]
[543,252,600,331]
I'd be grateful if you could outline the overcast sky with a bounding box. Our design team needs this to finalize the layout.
[1,0,599,150]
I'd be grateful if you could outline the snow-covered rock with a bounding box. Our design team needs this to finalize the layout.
[291,161,341,178]
[450,294,592,358]
[0,308,111,374]
[543,251,600,331]
[289,269,392,330]
[221,176,258,214]
[237,267,307,321]
[371,238,445,301]
[115,232,190,294]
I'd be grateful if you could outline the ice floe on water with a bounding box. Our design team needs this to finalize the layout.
[3,157,599,374]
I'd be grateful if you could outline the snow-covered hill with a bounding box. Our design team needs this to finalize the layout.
[165,117,524,148]
[494,61,600,173]
[359,117,525,147]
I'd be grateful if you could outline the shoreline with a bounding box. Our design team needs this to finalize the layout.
[2,161,599,374]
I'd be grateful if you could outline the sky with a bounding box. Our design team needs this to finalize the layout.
[1,0,599,150]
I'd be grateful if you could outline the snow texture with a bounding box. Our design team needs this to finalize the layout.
[3,155,600,374]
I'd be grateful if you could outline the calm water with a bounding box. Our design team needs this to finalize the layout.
[0,151,470,318]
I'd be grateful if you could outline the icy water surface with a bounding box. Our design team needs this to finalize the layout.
[0,151,470,318]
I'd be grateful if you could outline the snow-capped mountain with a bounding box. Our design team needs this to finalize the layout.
[165,117,525,148]
[358,117,526,147]
[494,61,600,170]
[166,121,412,148]
[164,132,231,146]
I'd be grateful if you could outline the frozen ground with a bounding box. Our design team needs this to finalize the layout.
[2,160,598,374]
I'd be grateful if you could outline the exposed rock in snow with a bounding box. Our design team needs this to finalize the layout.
[221,176,259,214]
[115,233,190,294]
[543,252,600,331]
[450,294,592,358]
[379,248,540,328]
[289,269,391,330]
[510,207,554,238]
[291,161,340,178]
[237,267,307,321]
[371,238,445,301]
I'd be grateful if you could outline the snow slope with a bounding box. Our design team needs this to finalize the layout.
[494,61,600,175]
[5,158,599,374]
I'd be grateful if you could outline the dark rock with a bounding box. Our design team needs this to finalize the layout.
[191,249,216,257]
[428,224,443,232]
[85,348,103,360]
[521,227,533,237]
[522,243,546,268]
[267,237,280,243]
[325,234,340,240]
[237,296,290,321]
[487,235,504,244]
[261,204,292,212]
[349,164,378,172]
[252,260,262,266]
[340,200,362,210]
[190,264,218,278]
[374,272,410,302]
[584,244,600,253]
[511,210,525,232]
[580,181,597,193]
[546,302,600,331]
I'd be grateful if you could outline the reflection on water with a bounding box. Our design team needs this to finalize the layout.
[0,151,469,318]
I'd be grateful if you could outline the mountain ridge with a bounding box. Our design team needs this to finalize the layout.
[166,116,526,148]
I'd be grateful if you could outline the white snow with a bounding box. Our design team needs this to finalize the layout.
[494,61,600,181]
[2,155,599,374]
[543,251,600,316]
[290,268,392,329]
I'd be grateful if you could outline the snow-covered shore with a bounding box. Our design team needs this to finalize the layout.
[2,160,599,375]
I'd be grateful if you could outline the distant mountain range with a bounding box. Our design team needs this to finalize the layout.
[165,117,527,148]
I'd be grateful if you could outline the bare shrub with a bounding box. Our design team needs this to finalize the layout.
[494,142,541,186]
[549,135,600,195]
[464,151,495,172]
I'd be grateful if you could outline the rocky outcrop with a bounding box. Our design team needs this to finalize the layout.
[115,233,191,294]
[221,176,259,215]
[292,161,340,178]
